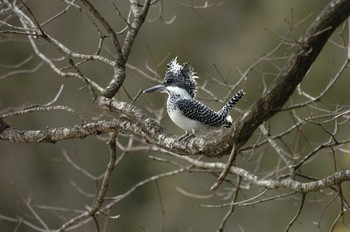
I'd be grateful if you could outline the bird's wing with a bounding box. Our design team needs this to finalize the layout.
[176,99,229,127]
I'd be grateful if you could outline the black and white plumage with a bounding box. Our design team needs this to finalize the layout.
[143,58,245,140]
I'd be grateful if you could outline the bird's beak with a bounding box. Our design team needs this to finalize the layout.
[143,84,166,93]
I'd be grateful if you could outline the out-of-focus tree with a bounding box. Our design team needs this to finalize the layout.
[1,0,350,231]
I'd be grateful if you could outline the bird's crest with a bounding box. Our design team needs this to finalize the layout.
[165,57,198,98]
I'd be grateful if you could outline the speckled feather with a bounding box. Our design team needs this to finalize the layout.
[164,58,198,98]
[175,98,232,128]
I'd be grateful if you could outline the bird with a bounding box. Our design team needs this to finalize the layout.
[143,58,245,140]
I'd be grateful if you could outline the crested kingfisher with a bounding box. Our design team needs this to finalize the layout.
[143,58,245,140]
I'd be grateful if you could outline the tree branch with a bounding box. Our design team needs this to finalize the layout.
[232,0,350,150]
[0,119,121,143]
[101,0,151,98]
[1,0,349,159]
[79,0,123,63]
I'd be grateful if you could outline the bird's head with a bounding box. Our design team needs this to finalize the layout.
[143,58,198,98]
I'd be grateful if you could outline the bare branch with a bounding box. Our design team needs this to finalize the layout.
[101,0,152,98]
[79,0,123,63]
[59,132,118,231]
[216,177,241,232]
[285,194,305,231]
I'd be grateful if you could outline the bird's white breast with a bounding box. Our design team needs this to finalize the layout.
[167,108,202,133]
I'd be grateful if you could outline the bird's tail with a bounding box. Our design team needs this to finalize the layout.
[217,89,245,120]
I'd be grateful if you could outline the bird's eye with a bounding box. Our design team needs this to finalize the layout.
[165,79,173,84]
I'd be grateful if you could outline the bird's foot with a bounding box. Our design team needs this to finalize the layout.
[177,132,195,142]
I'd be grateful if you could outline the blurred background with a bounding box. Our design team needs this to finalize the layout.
[1,0,350,231]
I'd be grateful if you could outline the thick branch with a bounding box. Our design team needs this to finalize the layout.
[0,119,120,143]
[0,97,221,156]
[232,0,350,148]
